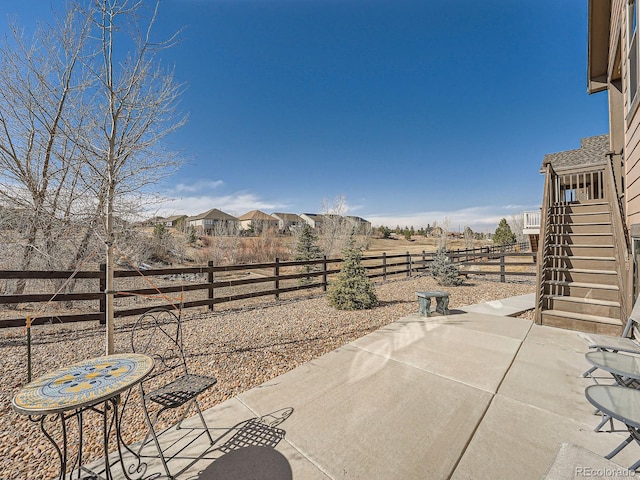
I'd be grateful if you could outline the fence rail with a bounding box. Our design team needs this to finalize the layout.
[0,242,532,328]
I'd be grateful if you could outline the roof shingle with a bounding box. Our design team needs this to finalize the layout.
[541,134,610,172]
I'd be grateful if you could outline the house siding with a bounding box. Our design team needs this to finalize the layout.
[627,115,640,226]
[611,0,623,75]
[616,0,640,227]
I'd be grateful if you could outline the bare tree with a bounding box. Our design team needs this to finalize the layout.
[438,217,450,250]
[0,3,186,340]
[509,214,525,244]
[463,225,474,249]
[75,0,187,353]
[320,195,366,258]
[0,9,95,292]
[213,221,241,265]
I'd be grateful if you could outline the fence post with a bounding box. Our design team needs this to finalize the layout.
[500,254,506,283]
[383,252,387,281]
[99,263,106,325]
[322,256,328,292]
[208,260,214,311]
[422,250,426,274]
[407,251,411,277]
[274,257,280,301]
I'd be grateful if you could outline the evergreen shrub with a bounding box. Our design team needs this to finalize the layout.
[327,235,378,310]
[430,248,463,287]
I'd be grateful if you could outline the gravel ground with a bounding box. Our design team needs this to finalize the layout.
[0,275,534,480]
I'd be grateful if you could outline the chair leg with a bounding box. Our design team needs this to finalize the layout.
[583,365,597,378]
[594,413,614,432]
[194,400,215,445]
[175,399,215,445]
[175,399,194,430]
[630,458,640,472]
[140,404,173,479]
[605,434,634,460]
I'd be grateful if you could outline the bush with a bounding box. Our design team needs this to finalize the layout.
[294,224,322,284]
[430,248,463,287]
[327,235,378,310]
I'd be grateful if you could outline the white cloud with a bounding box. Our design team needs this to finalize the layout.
[366,204,540,233]
[152,192,290,218]
[172,180,224,194]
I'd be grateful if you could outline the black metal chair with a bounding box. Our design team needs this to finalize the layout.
[130,307,217,478]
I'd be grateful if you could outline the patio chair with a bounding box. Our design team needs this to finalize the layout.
[130,307,217,478]
[580,296,640,378]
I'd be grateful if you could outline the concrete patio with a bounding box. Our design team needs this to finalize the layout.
[103,293,640,479]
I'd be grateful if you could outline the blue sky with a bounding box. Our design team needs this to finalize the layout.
[1,0,609,232]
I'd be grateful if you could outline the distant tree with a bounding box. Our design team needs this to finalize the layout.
[320,195,352,258]
[379,226,392,239]
[463,226,474,249]
[403,229,412,241]
[438,217,450,250]
[186,225,198,246]
[327,235,378,310]
[295,224,322,284]
[509,214,525,243]
[153,222,169,255]
[493,218,517,246]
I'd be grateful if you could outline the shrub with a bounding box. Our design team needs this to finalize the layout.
[327,235,378,310]
[430,248,463,287]
[294,224,322,284]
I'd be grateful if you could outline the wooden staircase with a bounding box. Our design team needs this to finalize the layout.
[539,201,623,335]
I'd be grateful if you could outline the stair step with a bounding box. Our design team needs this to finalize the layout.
[546,280,618,291]
[552,225,612,232]
[548,234,613,245]
[549,232,612,236]
[545,295,620,308]
[547,245,614,257]
[551,203,609,214]
[548,255,615,261]
[541,309,623,335]
[542,309,620,326]
[549,244,612,247]
[545,280,620,301]
[554,267,616,275]
[550,212,609,217]
[555,221,611,225]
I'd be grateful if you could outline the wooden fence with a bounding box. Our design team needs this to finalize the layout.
[0,242,532,328]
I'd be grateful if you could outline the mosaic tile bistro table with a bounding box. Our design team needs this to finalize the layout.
[12,353,154,480]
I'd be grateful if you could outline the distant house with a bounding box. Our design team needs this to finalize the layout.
[429,226,444,237]
[161,215,187,231]
[187,209,239,235]
[271,212,305,233]
[300,213,324,230]
[237,210,279,234]
[344,215,372,234]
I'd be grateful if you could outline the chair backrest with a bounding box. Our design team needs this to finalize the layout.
[131,308,188,383]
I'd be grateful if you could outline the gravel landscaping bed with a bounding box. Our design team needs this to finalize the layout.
[0,275,534,479]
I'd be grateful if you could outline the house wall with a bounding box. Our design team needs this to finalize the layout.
[616,0,640,226]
